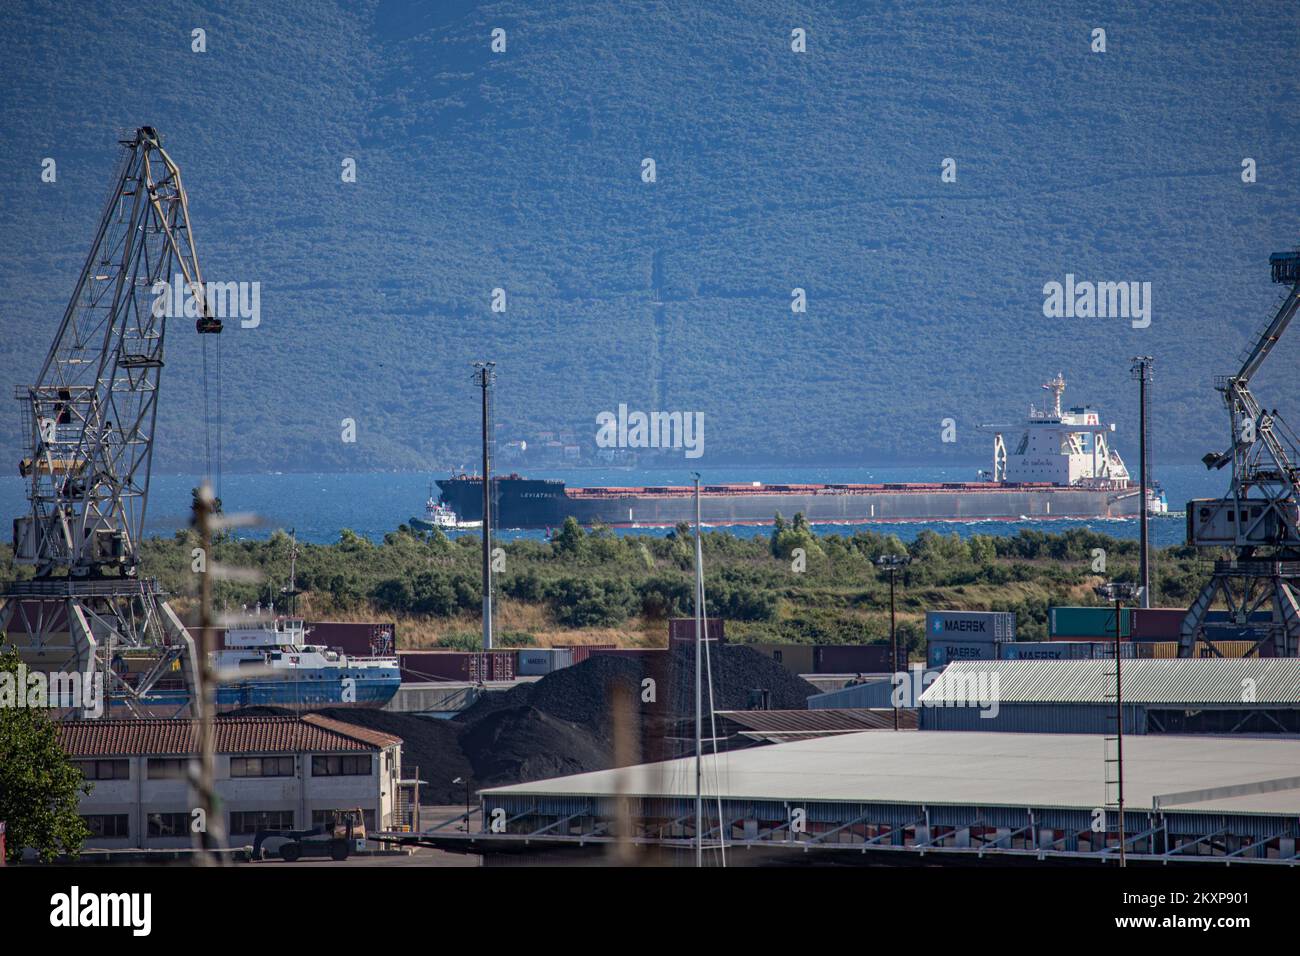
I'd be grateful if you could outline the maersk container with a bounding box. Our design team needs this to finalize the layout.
[927,640,997,667]
[1049,606,1131,639]
[516,647,575,676]
[999,641,1134,660]
[925,611,1016,643]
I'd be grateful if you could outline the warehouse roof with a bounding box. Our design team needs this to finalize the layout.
[919,658,1300,705]
[57,715,401,757]
[716,708,917,741]
[482,731,1300,816]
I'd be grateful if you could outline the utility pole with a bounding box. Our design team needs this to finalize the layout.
[876,554,910,731]
[192,482,224,866]
[1131,357,1154,608]
[1096,580,1140,867]
[693,473,703,868]
[473,362,496,651]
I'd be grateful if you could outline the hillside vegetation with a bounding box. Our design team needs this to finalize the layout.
[1,2,1297,473]
[0,519,1208,657]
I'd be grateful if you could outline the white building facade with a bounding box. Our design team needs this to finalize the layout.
[57,714,402,850]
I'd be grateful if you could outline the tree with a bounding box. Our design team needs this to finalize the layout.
[0,650,91,862]
[551,517,586,557]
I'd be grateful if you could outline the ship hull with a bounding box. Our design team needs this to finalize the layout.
[438,478,1145,530]
[102,675,401,716]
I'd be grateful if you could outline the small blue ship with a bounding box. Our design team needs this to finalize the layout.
[209,615,401,711]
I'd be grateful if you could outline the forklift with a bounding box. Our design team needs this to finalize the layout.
[253,809,366,862]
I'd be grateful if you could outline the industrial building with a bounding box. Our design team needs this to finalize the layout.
[450,731,1300,864]
[56,716,403,851]
[917,658,1300,733]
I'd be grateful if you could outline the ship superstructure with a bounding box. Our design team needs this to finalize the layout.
[986,374,1132,488]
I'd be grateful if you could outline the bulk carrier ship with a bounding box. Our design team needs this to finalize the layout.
[435,377,1167,530]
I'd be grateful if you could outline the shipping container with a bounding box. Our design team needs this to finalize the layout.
[397,650,515,683]
[588,648,669,663]
[1195,640,1271,658]
[1129,608,1183,640]
[999,641,1136,660]
[748,643,816,675]
[305,621,396,656]
[516,647,575,676]
[668,618,725,643]
[553,644,616,665]
[925,610,1015,643]
[814,644,894,674]
[927,640,997,667]
[1049,606,1131,639]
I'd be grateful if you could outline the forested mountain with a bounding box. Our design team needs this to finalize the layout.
[1,0,1296,473]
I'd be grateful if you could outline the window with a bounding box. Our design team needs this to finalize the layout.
[147,758,192,780]
[311,754,371,776]
[147,812,192,837]
[76,759,129,781]
[311,809,364,829]
[230,756,295,778]
[82,814,129,838]
[229,810,295,834]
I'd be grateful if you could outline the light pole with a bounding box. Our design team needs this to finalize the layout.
[1094,580,1142,867]
[452,776,472,831]
[876,554,910,730]
[472,362,496,652]
[1130,357,1154,608]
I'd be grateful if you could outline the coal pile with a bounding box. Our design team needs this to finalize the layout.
[230,644,818,800]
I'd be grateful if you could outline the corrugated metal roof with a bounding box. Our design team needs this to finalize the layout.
[482,731,1300,815]
[56,715,401,757]
[920,658,1300,705]
[717,708,916,736]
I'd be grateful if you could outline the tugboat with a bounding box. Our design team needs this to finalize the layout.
[410,486,480,530]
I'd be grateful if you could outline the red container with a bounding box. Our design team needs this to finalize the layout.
[554,644,616,664]
[397,650,515,683]
[813,644,893,674]
[307,621,396,656]
[668,618,725,643]
[1130,608,1184,641]
[588,648,669,663]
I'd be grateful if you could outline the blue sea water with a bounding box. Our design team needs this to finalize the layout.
[0,464,1224,549]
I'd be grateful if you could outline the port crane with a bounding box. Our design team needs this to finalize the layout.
[1182,247,1300,657]
[0,127,221,715]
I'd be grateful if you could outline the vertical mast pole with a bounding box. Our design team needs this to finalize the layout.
[1132,357,1153,608]
[693,473,703,868]
[475,363,495,652]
